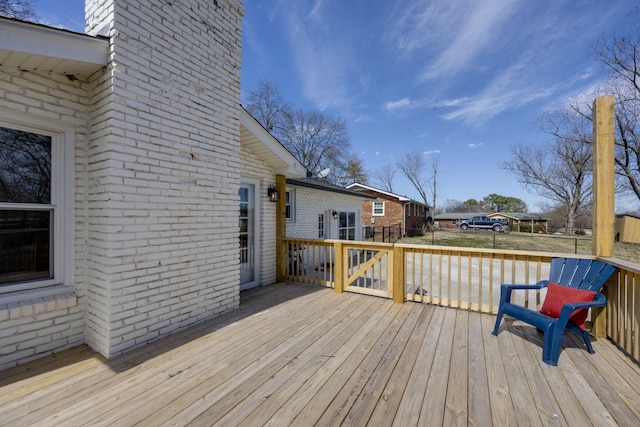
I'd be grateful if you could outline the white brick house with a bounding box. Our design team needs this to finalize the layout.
[285,177,374,241]
[0,0,306,370]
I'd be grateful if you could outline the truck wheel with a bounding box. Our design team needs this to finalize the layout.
[492,225,501,232]
[460,224,468,230]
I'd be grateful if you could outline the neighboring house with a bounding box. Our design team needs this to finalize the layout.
[286,177,375,241]
[434,212,549,233]
[491,212,548,233]
[346,183,430,237]
[433,212,475,229]
[0,0,309,370]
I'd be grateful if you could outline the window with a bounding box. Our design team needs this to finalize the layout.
[338,211,356,240]
[372,201,384,216]
[318,213,325,238]
[285,189,294,221]
[0,121,70,293]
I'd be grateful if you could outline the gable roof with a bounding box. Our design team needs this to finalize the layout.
[346,182,428,207]
[239,107,307,178]
[287,177,375,199]
[0,16,109,78]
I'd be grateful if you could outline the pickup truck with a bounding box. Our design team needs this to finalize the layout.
[459,216,509,232]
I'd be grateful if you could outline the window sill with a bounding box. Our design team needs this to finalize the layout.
[0,286,77,321]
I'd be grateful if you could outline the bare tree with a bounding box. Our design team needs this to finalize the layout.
[244,79,352,182]
[501,126,592,234]
[243,78,291,134]
[0,0,36,20]
[429,160,438,217]
[372,164,396,192]
[279,109,351,177]
[592,27,640,204]
[397,149,436,206]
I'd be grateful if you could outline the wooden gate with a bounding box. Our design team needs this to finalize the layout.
[343,243,393,299]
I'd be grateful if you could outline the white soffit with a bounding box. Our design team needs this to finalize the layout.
[0,17,109,77]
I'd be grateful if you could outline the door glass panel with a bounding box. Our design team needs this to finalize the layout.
[239,185,255,287]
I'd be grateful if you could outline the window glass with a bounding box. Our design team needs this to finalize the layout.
[372,201,384,216]
[0,127,54,286]
[338,211,356,240]
[285,190,294,221]
[318,213,324,238]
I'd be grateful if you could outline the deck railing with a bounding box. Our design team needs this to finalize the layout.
[283,237,639,361]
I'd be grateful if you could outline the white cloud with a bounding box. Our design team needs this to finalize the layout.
[383,97,427,114]
[468,143,483,149]
[423,150,441,156]
[420,2,519,81]
[354,114,373,123]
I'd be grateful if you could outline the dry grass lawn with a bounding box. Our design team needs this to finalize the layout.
[400,230,640,263]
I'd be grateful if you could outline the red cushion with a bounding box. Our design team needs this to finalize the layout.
[540,282,597,330]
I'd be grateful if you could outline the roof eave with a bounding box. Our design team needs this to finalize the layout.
[239,108,307,178]
[0,17,109,77]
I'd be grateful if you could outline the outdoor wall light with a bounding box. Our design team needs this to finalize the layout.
[332,210,338,219]
[267,185,279,202]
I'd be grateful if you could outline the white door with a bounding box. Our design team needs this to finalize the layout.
[239,181,259,290]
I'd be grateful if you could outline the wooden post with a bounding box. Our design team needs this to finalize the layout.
[275,174,286,282]
[591,95,615,258]
[591,95,615,337]
[393,245,405,304]
[334,241,344,293]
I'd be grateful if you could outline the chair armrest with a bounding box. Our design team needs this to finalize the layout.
[558,292,607,315]
[501,281,548,291]
[499,280,549,305]
[555,292,607,330]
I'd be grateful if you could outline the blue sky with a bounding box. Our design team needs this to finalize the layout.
[35,1,636,212]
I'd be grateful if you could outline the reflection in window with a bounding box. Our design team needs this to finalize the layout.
[0,127,53,286]
[338,211,356,240]
[318,213,324,238]
[285,190,294,221]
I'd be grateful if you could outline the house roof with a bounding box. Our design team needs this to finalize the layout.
[490,212,547,221]
[239,108,307,178]
[0,17,109,78]
[287,177,375,198]
[346,182,429,207]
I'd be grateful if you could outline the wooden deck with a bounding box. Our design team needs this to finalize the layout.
[1,283,640,426]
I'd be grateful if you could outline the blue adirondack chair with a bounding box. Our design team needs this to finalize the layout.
[492,257,616,366]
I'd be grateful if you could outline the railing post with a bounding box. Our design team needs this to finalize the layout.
[334,240,344,293]
[592,95,615,258]
[393,244,405,304]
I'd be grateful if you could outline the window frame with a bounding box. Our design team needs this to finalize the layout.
[0,112,73,295]
[372,201,385,216]
[285,188,295,222]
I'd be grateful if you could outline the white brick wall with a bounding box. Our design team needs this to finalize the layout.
[84,0,244,357]
[0,0,245,369]
[0,68,91,370]
[286,186,364,240]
